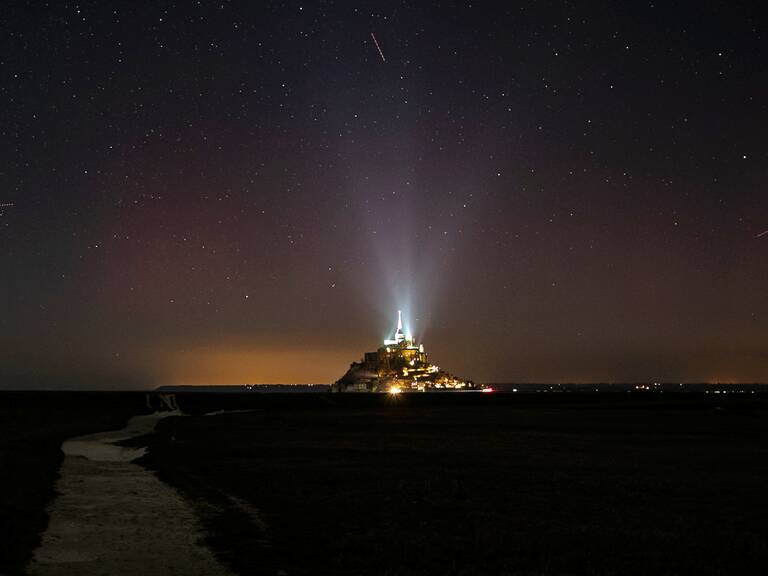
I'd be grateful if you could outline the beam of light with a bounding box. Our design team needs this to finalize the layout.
[754,229,768,238]
[370,32,386,63]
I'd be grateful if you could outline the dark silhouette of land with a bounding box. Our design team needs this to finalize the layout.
[0,393,147,574]
[2,391,768,575]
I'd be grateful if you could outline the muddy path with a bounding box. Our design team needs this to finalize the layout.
[27,412,233,576]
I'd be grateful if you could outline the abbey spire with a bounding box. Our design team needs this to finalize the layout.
[395,310,405,344]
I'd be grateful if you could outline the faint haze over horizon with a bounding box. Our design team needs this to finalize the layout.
[1,2,766,389]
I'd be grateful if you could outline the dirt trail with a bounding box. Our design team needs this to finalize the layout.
[28,412,232,576]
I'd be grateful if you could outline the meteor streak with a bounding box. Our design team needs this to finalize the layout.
[370,32,386,63]
[754,229,768,239]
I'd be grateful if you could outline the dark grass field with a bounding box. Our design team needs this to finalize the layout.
[137,393,768,576]
[2,392,767,575]
[0,392,147,575]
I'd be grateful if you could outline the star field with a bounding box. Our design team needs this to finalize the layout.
[1,1,766,387]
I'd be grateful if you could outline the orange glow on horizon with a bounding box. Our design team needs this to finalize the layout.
[159,345,359,385]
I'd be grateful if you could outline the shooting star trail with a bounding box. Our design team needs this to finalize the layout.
[370,32,386,63]
[754,229,768,239]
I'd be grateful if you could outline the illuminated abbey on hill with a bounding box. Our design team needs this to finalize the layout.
[332,311,476,393]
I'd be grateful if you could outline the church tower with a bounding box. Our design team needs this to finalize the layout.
[385,310,408,346]
[395,310,405,344]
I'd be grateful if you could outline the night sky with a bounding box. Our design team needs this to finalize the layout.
[1,2,766,388]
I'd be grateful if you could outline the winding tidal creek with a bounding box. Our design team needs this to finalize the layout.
[28,412,232,576]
